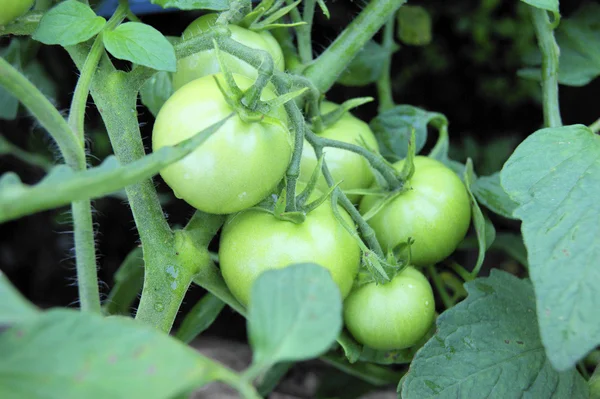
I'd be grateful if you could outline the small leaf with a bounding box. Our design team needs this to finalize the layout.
[150,0,229,11]
[337,40,389,87]
[491,233,529,268]
[463,159,488,276]
[175,294,225,343]
[140,71,173,117]
[402,270,589,398]
[501,124,600,371]
[316,0,330,19]
[0,309,220,398]
[248,263,342,368]
[370,105,447,161]
[520,0,559,14]
[103,22,176,72]
[0,272,38,326]
[472,172,518,219]
[32,0,105,46]
[396,5,432,46]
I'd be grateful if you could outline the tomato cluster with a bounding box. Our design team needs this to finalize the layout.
[152,16,472,351]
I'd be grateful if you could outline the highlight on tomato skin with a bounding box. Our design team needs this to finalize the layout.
[359,156,472,267]
[343,266,436,351]
[151,72,293,215]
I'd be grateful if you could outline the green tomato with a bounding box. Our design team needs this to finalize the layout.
[299,102,379,203]
[173,14,285,90]
[344,266,435,350]
[219,186,361,306]
[0,0,34,25]
[359,156,471,266]
[152,73,292,214]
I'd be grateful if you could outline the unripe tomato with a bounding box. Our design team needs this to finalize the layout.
[359,156,471,266]
[299,102,379,203]
[173,14,285,90]
[0,0,35,26]
[152,73,292,214]
[344,266,435,350]
[219,186,361,306]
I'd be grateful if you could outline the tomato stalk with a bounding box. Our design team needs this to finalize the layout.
[303,0,407,94]
[426,265,454,309]
[0,57,101,314]
[376,17,396,113]
[529,7,562,128]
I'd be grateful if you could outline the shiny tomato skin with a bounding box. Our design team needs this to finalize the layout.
[343,266,435,350]
[173,14,285,90]
[0,0,34,25]
[152,73,292,214]
[218,187,361,306]
[359,156,471,266]
[299,101,379,203]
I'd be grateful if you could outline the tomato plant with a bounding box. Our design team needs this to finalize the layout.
[172,14,285,90]
[299,101,379,203]
[360,156,471,266]
[344,266,435,350]
[152,72,292,214]
[1,0,598,398]
[0,0,34,26]
[219,185,361,306]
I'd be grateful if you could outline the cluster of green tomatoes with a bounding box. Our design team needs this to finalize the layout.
[155,14,472,351]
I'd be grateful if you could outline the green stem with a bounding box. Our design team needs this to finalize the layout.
[376,17,396,113]
[589,117,600,134]
[530,7,562,128]
[0,56,101,313]
[426,265,453,309]
[184,212,226,247]
[67,5,127,141]
[448,261,474,282]
[0,136,53,170]
[303,0,407,93]
[270,27,302,72]
[320,354,404,386]
[305,130,402,190]
[299,0,316,63]
[286,0,310,64]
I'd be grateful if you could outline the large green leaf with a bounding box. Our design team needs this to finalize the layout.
[0,115,230,222]
[248,263,342,368]
[0,309,223,398]
[520,0,559,13]
[401,270,588,398]
[501,124,600,371]
[0,272,38,326]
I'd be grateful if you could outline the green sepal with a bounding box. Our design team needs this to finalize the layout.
[250,0,303,31]
[361,188,406,222]
[302,180,341,214]
[316,0,330,19]
[314,97,374,131]
[398,128,416,181]
[212,39,243,100]
[262,87,308,111]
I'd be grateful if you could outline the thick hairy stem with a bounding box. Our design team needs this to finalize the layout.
[303,0,407,93]
[530,8,562,128]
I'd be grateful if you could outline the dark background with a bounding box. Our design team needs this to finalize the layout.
[0,0,597,338]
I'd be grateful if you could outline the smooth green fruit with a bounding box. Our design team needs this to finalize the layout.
[344,266,435,350]
[299,101,379,203]
[0,0,34,26]
[152,73,292,214]
[359,156,471,266]
[173,14,285,90]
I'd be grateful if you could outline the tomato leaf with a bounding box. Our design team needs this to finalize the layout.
[501,124,600,371]
[103,22,176,72]
[32,0,106,46]
[140,71,173,117]
[248,263,342,367]
[103,247,144,316]
[370,105,447,162]
[337,40,390,87]
[472,172,519,219]
[150,0,229,11]
[401,270,589,398]
[0,116,231,222]
[0,272,38,326]
[0,309,220,398]
[175,293,225,343]
[519,3,600,87]
[396,5,432,46]
[520,0,559,14]
[463,159,488,276]
[491,233,529,269]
